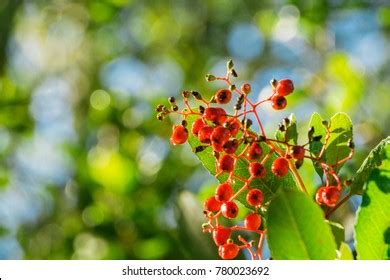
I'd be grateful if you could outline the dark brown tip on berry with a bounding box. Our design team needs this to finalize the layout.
[156,104,164,112]
[322,120,329,127]
[270,78,278,88]
[227,59,234,70]
[242,118,253,129]
[230,69,238,77]
[257,135,266,142]
[279,124,286,132]
[348,139,355,149]
[181,90,190,98]
[205,74,216,81]
[191,91,202,100]
[313,135,322,141]
[199,105,205,114]
[308,126,315,139]
[295,158,304,169]
[229,84,236,91]
[181,120,188,127]
[157,114,164,121]
[284,117,290,126]
[168,96,176,103]
[172,105,179,111]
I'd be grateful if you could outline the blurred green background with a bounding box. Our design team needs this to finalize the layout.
[0,0,389,259]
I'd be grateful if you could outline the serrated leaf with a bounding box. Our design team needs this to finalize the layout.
[308,112,353,179]
[267,189,337,259]
[350,136,390,195]
[326,220,345,248]
[338,242,354,260]
[186,115,297,209]
[275,113,298,147]
[355,144,390,260]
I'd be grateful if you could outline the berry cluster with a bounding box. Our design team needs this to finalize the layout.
[156,60,354,259]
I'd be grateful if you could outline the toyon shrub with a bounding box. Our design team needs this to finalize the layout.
[156,60,390,260]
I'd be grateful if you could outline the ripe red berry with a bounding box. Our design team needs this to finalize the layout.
[223,139,239,154]
[215,89,232,104]
[170,125,188,145]
[215,182,233,202]
[218,243,239,260]
[204,196,222,212]
[218,154,235,173]
[249,162,266,179]
[315,186,326,205]
[271,95,287,110]
[290,145,305,160]
[221,201,239,219]
[246,189,264,207]
[246,142,263,161]
[191,118,206,136]
[244,213,262,230]
[204,107,227,124]
[322,186,340,207]
[198,126,214,143]
[211,126,230,146]
[224,117,241,137]
[276,79,294,96]
[271,157,289,177]
[213,226,231,246]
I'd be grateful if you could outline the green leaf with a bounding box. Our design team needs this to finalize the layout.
[326,220,345,248]
[186,115,297,209]
[354,144,390,260]
[308,112,353,179]
[267,189,337,259]
[338,242,354,260]
[350,136,390,195]
[275,113,298,147]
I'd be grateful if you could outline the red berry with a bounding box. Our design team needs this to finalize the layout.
[246,142,263,161]
[241,83,251,94]
[271,95,287,110]
[170,125,188,145]
[249,162,266,178]
[211,126,230,146]
[271,157,289,177]
[223,139,239,154]
[215,182,233,202]
[224,117,241,137]
[218,154,235,173]
[290,145,305,160]
[213,226,231,246]
[204,196,221,212]
[218,243,239,260]
[276,79,294,96]
[322,186,340,207]
[204,107,227,124]
[244,213,262,230]
[221,201,239,219]
[215,89,232,104]
[315,186,326,205]
[192,118,206,136]
[198,126,214,143]
[246,189,264,207]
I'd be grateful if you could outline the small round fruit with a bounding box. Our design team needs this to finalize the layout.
[204,107,227,124]
[315,186,326,205]
[218,154,235,173]
[204,196,221,212]
[246,142,263,161]
[221,201,239,219]
[211,126,230,146]
[276,79,294,96]
[218,243,239,260]
[223,139,239,154]
[322,186,340,207]
[271,157,289,177]
[249,162,266,179]
[191,118,206,136]
[170,125,188,145]
[198,126,214,143]
[244,213,262,230]
[215,182,233,202]
[224,117,241,137]
[213,226,231,246]
[215,89,232,104]
[241,83,251,94]
[246,189,264,207]
[271,95,287,110]
[290,145,305,160]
